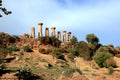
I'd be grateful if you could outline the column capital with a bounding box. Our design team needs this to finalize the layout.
[67,32,71,35]
[38,22,43,25]
[46,27,49,30]
[51,27,56,29]
[63,31,67,34]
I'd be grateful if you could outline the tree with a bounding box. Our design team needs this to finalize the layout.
[86,33,100,55]
[0,0,12,17]
[94,49,116,68]
[86,33,99,44]
[75,41,92,60]
[70,36,78,45]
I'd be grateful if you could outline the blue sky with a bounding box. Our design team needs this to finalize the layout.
[0,0,120,46]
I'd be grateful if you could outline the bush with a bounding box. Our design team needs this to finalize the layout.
[0,59,6,71]
[0,63,6,70]
[39,48,46,54]
[9,45,19,51]
[15,66,41,80]
[69,48,78,56]
[108,66,114,75]
[9,37,16,43]
[97,46,116,56]
[68,48,78,61]
[39,36,61,47]
[63,68,82,78]
[55,52,64,60]
[103,58,117,68]
[94,52,113,68]
[23,46,33,52]
[51,51,65,60]
[86,33,99,44]
[75,41,92,60]
[70,36,78,46]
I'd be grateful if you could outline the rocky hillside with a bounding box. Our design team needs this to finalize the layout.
[0,32,120,80]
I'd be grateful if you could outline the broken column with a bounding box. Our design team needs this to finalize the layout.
[45,27,49,36]
[51,27,56,37]
[57,31,61,41]
[68,32,71,42]
[30,27,35,38]
[38,22,43,38]
[63,31,67,42]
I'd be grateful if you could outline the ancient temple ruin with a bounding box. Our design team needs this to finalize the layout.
[38,22,43,38]
[68,32,71,42]
[30,22,72,42]
[51,27,56,37]
[30,27,35,38]
[63,31,67,42]
[45,27,49,36]
[57,31,61,41]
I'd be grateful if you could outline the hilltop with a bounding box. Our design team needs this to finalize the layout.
[0,32,120,80]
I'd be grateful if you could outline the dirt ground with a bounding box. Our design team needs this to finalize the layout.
[1,50,120,80]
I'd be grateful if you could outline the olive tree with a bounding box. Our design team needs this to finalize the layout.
[0,0,12,17]
[86,33,99,44]
[70,36,78,45]
[86,33,100,55]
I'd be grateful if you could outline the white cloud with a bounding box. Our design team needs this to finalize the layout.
[0,0,120,46]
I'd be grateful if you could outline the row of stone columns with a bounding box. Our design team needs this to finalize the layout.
[30,22,72,42]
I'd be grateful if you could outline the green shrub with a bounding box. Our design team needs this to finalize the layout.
[69,48,78,56]
[0,59,6,71]
[86,33,99,44]
[9,36,16,43]
[63,68,82,78]
[75,41,92,60]
[108,66,114,75]
[94,52,113,68]
[52,51,65,60]
[97,46,116,56]
[97,47,108,53]
[9,45,19,51]
[56,48,67,53]
[5,46,13,54]
[68,48,78,61]
[70,36,78,46]
[4,45,19,54]
[103,58,117,68]
[39,48,46,54]
[55,52,64,59]
[23,46,33,52]
[39,36,61,47]
[16,66,31,79]
[0,63,6,70]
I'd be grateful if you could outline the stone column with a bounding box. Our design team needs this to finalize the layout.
[38,22,43,38]
[30,27,35,38]
[63,31,67,42]
[68,32,71,42]
[57,31,61,41]
[51,27,56,37]
[45,27,49,36]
